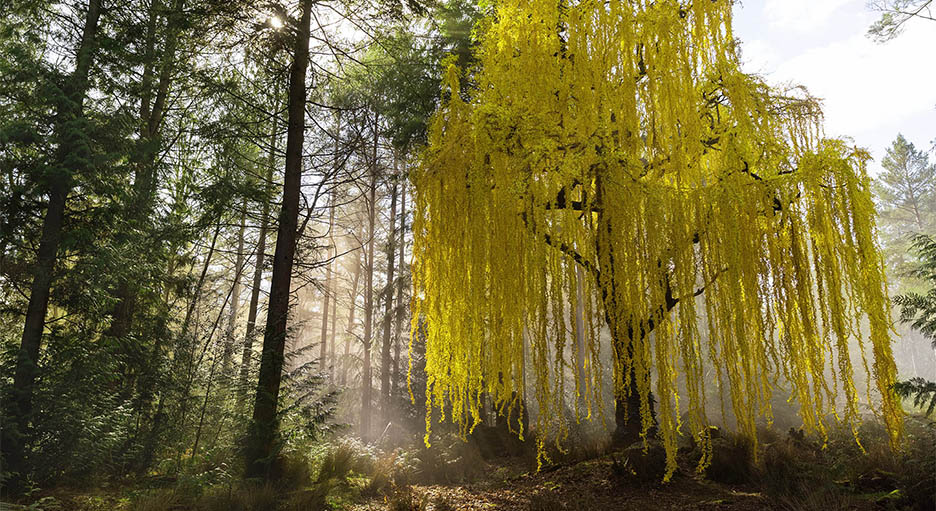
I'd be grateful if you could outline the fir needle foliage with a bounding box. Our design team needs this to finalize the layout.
[409,0,902,480]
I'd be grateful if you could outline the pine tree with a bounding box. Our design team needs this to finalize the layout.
[3,0,104,482]
[245,0,314,480]
[875,134,936,291]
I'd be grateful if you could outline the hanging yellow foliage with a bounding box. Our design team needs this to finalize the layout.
[409,0,901,480]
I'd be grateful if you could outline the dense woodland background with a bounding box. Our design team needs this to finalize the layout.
[0,0,934,509]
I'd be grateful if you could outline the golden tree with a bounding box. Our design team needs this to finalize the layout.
[410,0,902,479]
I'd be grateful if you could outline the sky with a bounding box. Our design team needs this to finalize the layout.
[731,0,936,175]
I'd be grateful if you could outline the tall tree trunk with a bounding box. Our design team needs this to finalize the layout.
[245,0,312,479]
[341,239,362,386]
[593,174,656,447]
[319,198,335,370]
[574,265,587,412]
[361,113,379,441]
[2,0,102,483]
[106,0,181,340]
[329,268,338,379]
[380,163,399,419]
[238,88,279,410]
[222,208,247,376]
[103,0,158,340]
[391,181,406,396]
[320,111,341,374]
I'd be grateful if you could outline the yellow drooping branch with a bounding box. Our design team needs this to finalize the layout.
[410,0,902,481]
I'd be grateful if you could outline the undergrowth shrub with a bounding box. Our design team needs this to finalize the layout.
[385,484,427,511]
[410,433,487,484]
[313,442,356,484]
[707,417,936,510]
[704,431,756,485]
[895,416,935,509]
[543,412,611,465]
[611,440,668,484]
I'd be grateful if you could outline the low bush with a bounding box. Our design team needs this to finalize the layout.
[704,431,756,485]
[385,484,427,511]
[409,433,488,484]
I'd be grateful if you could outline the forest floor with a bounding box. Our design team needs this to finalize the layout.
[3,417,932,511]
[353,455,772,511]
[348,448,912,511]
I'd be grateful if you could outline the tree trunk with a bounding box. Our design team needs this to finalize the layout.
[391,181,406,396]
[341,239,362,386]
[106,0,181,340]
[380,162,399,420]
[238,89,279,410]
[593,174,657,447]
[611,342,653,446]
[222,208,247,377]
[360,114,379,441]
[320,111,341,376]
[2,0,102,483]
[329,261,338,380]
[245,0,313,479]
[319,198,335,370]
[573,265,587,412]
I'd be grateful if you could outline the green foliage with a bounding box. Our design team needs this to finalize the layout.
[892,234,936,417]
[894,378,936,416]
[894,234,936,341]
[868,0,935,42]
[313,443,356,484]
[874,136,936,292]
[335,0,482,154]
[128,442,363,511]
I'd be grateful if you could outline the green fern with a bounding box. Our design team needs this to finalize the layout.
[893,378,936,417]
[892,234,936,417]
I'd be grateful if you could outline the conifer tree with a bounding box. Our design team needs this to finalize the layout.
[3,0,104,481]
[874,134,936,290]
[245,0,314,479]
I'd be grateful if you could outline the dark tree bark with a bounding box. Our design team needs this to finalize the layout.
[106,0,181,340]
[391,180,406,396]
[341,237,362,386]
[2,0,103,483]
[245,0,313,479]
[361,113,379,441]
[238,91,279,410]
[593,174,658,447]
[319,197,335,370]
[222,209,247,376]
[380,164,399,420]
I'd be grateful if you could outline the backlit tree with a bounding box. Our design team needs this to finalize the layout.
[410,0,902,479]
